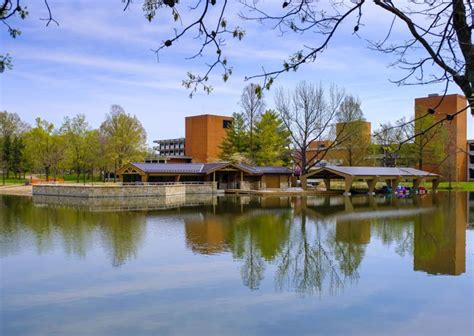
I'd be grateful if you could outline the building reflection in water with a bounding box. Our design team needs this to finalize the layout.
[183,193,469,294]
[2,191,469,293]
[414,192,467,275]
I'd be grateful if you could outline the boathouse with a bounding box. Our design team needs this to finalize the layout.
[117,162,293,190]
[300,166,440,195]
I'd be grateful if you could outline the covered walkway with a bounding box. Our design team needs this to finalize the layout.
[301,166,440,195]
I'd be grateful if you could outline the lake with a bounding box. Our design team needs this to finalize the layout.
[1,193,473,335]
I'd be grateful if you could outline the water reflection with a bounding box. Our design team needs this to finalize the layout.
[1,196,147,267]
[414,192,467,275]
[0,192,469,292]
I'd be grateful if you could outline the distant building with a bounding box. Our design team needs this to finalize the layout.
[185,114,233,163]
[154,138,185,157]
[298,120,372,169]
[153,114,233,164]
[414,94,468,181]
[468,140,474,182]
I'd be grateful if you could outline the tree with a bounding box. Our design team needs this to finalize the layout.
[374,119,408,167]
[253,110,291,166]
[10,135,25,179]
[240,83,265,159]
[0,111,28,137]
[100,105,147,180]
[24,118,65,181]
[4,1,473,112]
[118,0,473,116]
[1,134,11,182]
[275,81,346,174]
[0,112,29,182]
[60,114,92,182]
[219,113,250,162]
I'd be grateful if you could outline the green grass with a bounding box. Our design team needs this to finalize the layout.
[436,182,474,191]
[0,178,29,186]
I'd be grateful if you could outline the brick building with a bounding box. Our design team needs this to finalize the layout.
[185,114,233,163]
[154,114,233,164]
[414,94,468,181]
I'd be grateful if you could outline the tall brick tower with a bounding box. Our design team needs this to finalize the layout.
[185,114,233,163]
[414,94,468,181]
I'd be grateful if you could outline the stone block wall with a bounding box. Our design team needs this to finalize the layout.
[33,184,187,198]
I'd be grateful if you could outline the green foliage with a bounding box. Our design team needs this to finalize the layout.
[219,113,249,162]
[24,118,65,179]
[253,110,291,166]
[99,105,147,172]
[60,114,92,182]
[1,111,30,181]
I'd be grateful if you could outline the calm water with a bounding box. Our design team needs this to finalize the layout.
[1,193,473,336]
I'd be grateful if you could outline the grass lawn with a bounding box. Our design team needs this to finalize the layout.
[0,178,29,186]
[436,182,474,191]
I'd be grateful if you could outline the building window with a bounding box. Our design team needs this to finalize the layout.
[223,120,232,129]
[470,143,474,152]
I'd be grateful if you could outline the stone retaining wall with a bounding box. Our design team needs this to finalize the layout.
[33,182,217,198]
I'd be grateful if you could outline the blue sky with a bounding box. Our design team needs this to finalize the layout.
[1,0,472,144]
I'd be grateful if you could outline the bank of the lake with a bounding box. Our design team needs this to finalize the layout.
[1,193,472,335]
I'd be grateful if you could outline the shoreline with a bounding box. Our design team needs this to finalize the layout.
[0,185,33,196]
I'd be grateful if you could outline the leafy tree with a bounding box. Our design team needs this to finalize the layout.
[100,105,147,180]
[60,114,92,182]
[1,134,11,181]
[0,112,29,182]
[10,135,25,179]
[24,118,65,180]
[219,113,250,162]
[253,110,291,166]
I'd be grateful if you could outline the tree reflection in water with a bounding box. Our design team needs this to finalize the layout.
[184,193,467,295]
[1,192,468,294]
[0,196,146,267]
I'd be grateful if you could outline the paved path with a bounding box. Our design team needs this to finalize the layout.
[0,185,32,196]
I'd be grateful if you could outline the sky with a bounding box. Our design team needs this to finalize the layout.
[1,0,472,145]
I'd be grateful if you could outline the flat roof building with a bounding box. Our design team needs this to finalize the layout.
[153,114,233,164]
[185,114,233,163]
[117,162,293,190]
[415,94,468,181]
[154,138,186,157]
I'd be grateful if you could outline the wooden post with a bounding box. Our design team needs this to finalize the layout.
[344,177,354,196]
[432,179,439,192]
[323,178,331,191]
[392,177,401,193]
[366,176,379,195]
[413,177,425,191]
[176,175,181,182]
[240,171,243,189]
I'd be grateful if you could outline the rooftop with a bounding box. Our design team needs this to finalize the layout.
[129,162,293,175]
[305,166,439,178]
